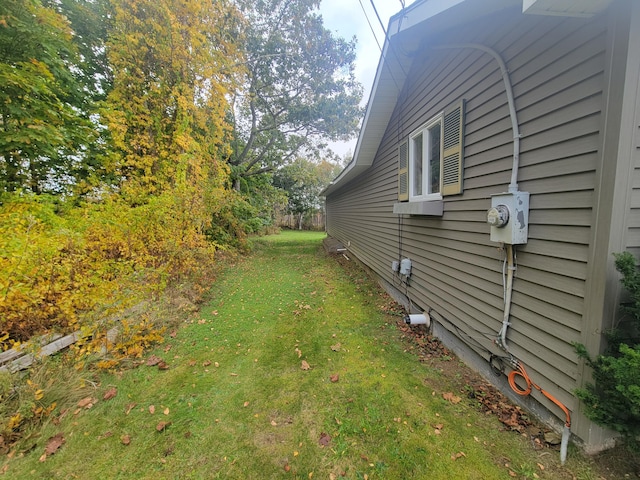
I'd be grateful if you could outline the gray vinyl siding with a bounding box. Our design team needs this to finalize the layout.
[626,64,640,252]
[326,7,607,416]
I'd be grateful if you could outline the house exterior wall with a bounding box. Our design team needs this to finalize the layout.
[325,4,627,448]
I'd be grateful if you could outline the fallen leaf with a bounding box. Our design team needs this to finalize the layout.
[301,360,311,371]
[188,360,197,366]
[103,387,117,401]
[157,361,169,370]
[243,401,250,407]
[295,347,302,358]
[215,362,220,367]
[77,397,96,409]
[39,453,47,462]
[330,373,339,383]
[163,407,170,415]
[284,464,291,472]
[149,405,156,414]
[230,373,238,376]
[318,432,331,447]
[164,344,172,352]
[98,431,113,440]
[270,420,278,426]
[125,403,137,415]
[508,471,517,477]
[121,434,131,445]
[202,360,212,367]
[198,319,207,324]
[146,355,163,366]
[330,343,341,352]
[451,451,466,460]
[156,421,171,432]
[442,392,462,404]
[537,463,545,471]
[170,330,177,338]
[43,433,65,458]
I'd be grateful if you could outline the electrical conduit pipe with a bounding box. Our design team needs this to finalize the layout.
[434,43,571,464]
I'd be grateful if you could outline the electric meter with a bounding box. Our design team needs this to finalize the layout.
[487,204,510,228]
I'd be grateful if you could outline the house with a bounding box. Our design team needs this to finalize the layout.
[322,0,640,452]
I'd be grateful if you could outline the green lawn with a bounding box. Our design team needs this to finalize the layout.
[3,231,600,479]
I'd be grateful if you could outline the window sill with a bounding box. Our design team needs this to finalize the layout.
[393,200,444,216]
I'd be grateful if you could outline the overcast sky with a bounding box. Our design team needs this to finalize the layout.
[316,0,415,158]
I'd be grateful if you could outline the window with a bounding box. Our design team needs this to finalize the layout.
[397,100,465,208]
[410,117,442,200]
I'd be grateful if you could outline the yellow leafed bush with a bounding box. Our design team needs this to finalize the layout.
[0,191,216,349]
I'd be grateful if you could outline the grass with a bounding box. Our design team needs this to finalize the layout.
[2,231,605,479]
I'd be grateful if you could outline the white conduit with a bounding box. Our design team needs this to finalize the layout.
[434,43,521,193]
[435,43,520,348]
[434,44,571,463]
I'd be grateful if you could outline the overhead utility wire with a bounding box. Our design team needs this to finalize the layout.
[357,0,382,53]
[369,0,387,37]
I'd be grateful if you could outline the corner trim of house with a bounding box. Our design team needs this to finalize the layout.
[393,200,444,216]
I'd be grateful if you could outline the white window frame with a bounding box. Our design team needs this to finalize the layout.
[408,113,444,202]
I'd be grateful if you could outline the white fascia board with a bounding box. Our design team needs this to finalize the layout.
[522,0,613,17]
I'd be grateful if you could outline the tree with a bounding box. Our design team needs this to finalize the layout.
[229,0,362,188]
[273,157,340,229]
[0,0,93,193]
[103,0,243,202]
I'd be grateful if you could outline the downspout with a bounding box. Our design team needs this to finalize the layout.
[434,43,521,349]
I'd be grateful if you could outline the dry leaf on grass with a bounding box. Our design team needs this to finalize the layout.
[77,397,96,409]
[163,407,170,415]
[121,434,131,445]
[295,347,302,358]
[330,373,339,383]
[103,387,117,401]
[149,405,156,414]
[330,343,341,352]
[318,432,331,447]
[301,360,311,370]
[451,451,466,460]
[442,392,462,404]
[202,360,211,367]
[156,421,171,432]
[146,355,163,366]
[45,434,65,454]
[157,361,169,370]
[125,403,137,415]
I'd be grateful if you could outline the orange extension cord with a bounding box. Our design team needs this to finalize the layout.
[508,362,571,428]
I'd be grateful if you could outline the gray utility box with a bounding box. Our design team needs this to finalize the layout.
[487,191,530,244]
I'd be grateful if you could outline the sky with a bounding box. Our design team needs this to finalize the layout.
[317,0,415,158]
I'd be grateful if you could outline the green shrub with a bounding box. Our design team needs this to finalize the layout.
[575,252,640,449]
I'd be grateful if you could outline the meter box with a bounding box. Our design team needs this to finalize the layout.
[487,191,530,244]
